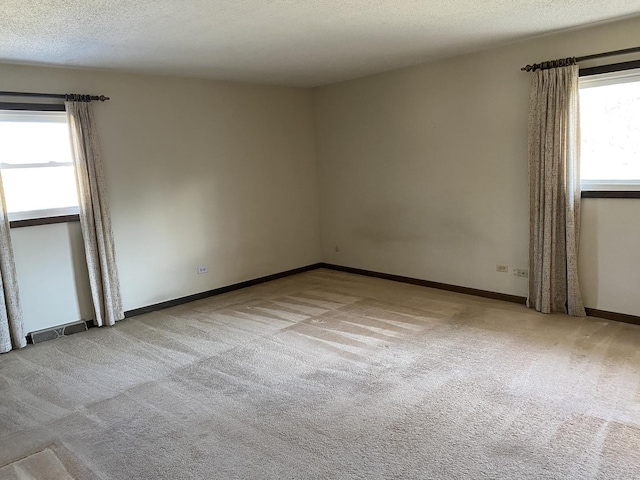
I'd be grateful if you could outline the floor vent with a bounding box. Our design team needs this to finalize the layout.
[29,320,90,344]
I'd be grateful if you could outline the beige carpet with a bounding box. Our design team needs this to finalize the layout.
[1,269,639,479]
[0,447,79,480]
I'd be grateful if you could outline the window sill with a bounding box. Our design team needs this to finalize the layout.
[9,214,80,229]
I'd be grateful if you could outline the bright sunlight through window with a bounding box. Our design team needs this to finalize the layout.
[0,110,79,221]
[580,70,640,190]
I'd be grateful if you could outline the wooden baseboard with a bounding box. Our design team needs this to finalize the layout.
[318,263,527,305]
[24,262,639,346]
[115,261,639,329]
[124,263,322,318]
[585,308,640,326]
[319,263,640,327]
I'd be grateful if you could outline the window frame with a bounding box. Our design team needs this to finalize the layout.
[579,60,640,199]
[0,102,80,228]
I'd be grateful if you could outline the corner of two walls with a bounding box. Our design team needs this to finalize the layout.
[311,56,530,298]
[311,15,640,317]
[6,12,640,334]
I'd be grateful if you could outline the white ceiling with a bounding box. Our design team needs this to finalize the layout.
[1,0,640,87]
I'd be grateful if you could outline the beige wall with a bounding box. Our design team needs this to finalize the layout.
[4,15,640,333]
[313,16,640,316]
[1,64,321,331]
[580,199,640,316]
[11,223,93,333]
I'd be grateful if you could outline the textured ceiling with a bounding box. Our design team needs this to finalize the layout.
[1,0,640,86]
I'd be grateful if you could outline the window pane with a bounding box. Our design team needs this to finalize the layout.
[0,113,72,166]
[580,79,640,181]
[0,110,79,219]
[1,166,79,215]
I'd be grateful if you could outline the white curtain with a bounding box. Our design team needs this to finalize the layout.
[528,63,586,317]
[0,174,26,353]
[66,100,124,327]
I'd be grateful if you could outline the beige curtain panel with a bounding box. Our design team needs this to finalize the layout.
[66,100,124,327]
[0,174,26,353]
[527,64,586,317]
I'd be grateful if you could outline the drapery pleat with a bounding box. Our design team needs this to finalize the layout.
[528,64,586,317]
[0,173,26,353]
[66,101,124,327]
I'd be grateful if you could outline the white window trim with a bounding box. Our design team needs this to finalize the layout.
[580,179,640,192]
[8,206,79,222]
[0,162,73,169]
[580,69,640,89]
[0,111,68,124]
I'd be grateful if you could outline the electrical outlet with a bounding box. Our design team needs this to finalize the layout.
[197,265,208,274]
[514,268,528,278]
[496,264,508,273]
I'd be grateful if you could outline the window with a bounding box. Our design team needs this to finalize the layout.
[579,68,640,191]
[0,109,79,222]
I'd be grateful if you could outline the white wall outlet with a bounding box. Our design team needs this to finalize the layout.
[496,264,508,273]
[197,265,208,274]
[514,268,528,278]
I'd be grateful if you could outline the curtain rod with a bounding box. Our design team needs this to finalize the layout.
[0,91,110,101]
[521,45,640,72]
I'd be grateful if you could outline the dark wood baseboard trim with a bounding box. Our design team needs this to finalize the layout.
[585,308,640,326]
[24,263,639,346]
[124,263,322,318]
[318,263,528,305]
[119,261,640,329]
